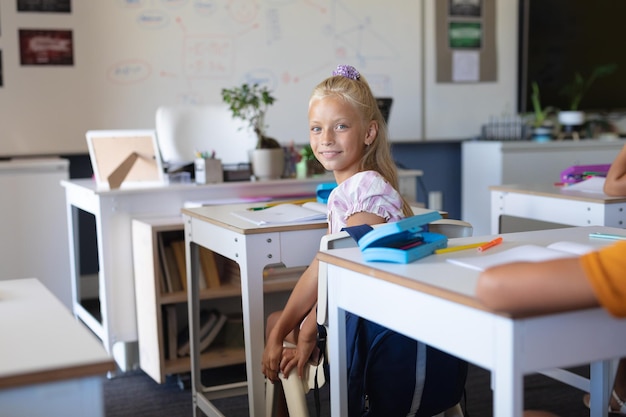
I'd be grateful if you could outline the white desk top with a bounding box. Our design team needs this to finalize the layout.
[61,169,423,196]
[181,202,437,235]
[0,279,114,389]
[182,201,329,234]
[490,183,626,204]
[318,225,619,317]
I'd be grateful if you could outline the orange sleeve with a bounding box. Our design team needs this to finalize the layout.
[580,241,626,317]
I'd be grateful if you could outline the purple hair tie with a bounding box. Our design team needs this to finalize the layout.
[333,64,360,80]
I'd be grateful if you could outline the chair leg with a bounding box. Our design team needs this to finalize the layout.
[280,371,310,417]
[443,403,464,417]
[266,378,275,417]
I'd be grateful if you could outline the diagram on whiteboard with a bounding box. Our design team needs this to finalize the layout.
[86,0,421,144]
[107,0,402,96]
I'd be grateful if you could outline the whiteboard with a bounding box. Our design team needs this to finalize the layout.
[0,1,423,157]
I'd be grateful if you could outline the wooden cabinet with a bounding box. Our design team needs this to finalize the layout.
[132,217,301,383]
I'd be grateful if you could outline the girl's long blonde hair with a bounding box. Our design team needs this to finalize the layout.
[310,70,414,217]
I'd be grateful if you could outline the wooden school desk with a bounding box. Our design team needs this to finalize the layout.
[490,183,626,234]
[61,170,422,370]
[0,278,114,417]
[181,203,328,417]
[318,226,626,417]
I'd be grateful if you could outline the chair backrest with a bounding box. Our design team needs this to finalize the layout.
[155,105,257,166]
[316,218,473,326]
[428,219,473,238]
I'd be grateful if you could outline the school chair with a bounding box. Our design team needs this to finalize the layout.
[154,105,255,168]
[265,217,473,417]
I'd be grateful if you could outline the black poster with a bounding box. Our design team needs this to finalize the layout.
[17,0,71,13]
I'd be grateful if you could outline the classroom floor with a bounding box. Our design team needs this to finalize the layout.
[103,363,594,417]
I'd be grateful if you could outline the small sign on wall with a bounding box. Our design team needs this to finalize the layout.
[17,0,71,13]
[436,0,496,83]
[19,29,74,66]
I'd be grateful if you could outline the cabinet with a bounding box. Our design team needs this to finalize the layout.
[462,140,626,236]
[132,217,302,383]
[0,158,70,309]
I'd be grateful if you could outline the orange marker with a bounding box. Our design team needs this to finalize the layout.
[477,237,503,252]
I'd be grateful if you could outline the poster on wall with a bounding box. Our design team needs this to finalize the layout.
[435,0,496,83]
[448,22,482,49]
[17,0,71,13]
[19,29,74,66]
[449,0,481,17]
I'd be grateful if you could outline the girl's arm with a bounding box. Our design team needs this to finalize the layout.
[263,260,319,380]
[604,144,626,196]
[476,257,599,316]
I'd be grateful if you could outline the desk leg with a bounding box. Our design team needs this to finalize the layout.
[493,318,523,417]
[186,238,203,417]
[327,265,349,417]
[239,235,273,417]
[491,191,503,235]
[590,360,612,417]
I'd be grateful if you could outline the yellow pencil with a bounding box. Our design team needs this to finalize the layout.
[434,242,488,254]
[265,198,318,207]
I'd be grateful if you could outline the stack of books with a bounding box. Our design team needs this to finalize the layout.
[176,309,228,357]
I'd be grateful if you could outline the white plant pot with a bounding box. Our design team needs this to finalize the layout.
[251,148,284,181]
[558,110,585,126]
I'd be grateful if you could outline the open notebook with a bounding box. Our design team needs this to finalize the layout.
[231,202,327,225]
[447,241,596,272]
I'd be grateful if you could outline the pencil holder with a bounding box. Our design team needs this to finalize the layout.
[195,158,223,184]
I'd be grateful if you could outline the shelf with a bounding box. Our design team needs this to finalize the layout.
[163,345,246,376]
[160,271,304,304]
[132,216,300,384]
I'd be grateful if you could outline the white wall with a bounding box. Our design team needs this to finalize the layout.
[0,1,518,157]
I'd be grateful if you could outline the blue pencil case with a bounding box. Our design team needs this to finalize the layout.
[316,182,337,204]
[356,211,448,263]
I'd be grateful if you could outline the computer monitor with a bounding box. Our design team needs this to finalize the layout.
[376,98,393,124]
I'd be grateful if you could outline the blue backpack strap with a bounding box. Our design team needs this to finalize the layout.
[342,224,374,243]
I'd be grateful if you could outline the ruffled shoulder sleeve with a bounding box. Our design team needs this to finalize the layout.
[327,171,405,232]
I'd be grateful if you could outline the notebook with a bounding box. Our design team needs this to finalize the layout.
[231,202,327,225]
[447,241,596,272]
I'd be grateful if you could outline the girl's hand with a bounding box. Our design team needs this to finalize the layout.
[262,337,283,383]
[282,314,319,378]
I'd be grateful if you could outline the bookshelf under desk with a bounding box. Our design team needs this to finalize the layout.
[132,216,309,384]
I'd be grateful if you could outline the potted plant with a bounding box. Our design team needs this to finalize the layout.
[557,64,618,137]
[296,145,326,178]
[221,83,284,179]
[529,81,555,142]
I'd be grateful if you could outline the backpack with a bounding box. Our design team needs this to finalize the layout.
[340,224,469,417]
[345,313,468,417]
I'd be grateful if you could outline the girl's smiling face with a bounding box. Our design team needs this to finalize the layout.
[308,95,377,183]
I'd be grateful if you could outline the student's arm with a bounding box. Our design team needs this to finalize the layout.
[263,261,320,381]
[604,144,626,196]
[346,210,387,228]
[269,210,387,378]
[476,257,599,316]
[281,306,319,379]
